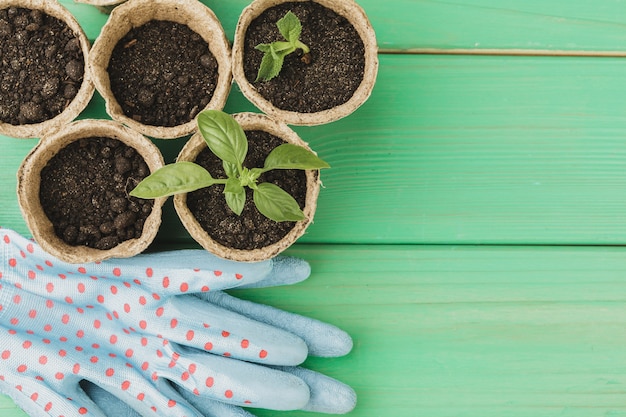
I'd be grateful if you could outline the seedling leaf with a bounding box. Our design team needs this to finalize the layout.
[130,162,220,198]
[277,10,302,42]
[225,181,246,216]
[197,110,247,168]
[263,143,330,171]
[223,161,238,178]
[255,11,309,82]
[253,182,306,222]
[256,44,286,82]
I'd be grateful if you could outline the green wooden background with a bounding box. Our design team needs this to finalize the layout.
[2,0,626,416]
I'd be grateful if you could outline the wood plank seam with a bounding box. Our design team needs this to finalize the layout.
[380,48,626,57]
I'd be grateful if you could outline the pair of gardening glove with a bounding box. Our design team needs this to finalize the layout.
[0,227,356,417]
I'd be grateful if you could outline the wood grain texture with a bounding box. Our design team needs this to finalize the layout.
[372,0,626,52]
[58,0,626,52]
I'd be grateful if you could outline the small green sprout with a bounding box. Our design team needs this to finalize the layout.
[255,10,310,82]
[130,110,329,222]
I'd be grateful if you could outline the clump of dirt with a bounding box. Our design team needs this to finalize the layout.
[40,137,154,250]
[108,20,219,127]
[0,7,84,125]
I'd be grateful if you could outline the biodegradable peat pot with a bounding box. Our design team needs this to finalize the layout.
[0,0,94,138]
[232,0,378,126]
[89,0,232,139]
[174,112,321,262]
[17,119,165,263]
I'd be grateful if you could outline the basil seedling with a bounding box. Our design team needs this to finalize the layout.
[130,110,329,222]
[255,11,310,82]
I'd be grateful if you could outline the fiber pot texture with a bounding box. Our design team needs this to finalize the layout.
[89,0,232,139]
[174,112,321,262]
[0,0,94,138]
[232,0,378,126]
[17,119,165,264]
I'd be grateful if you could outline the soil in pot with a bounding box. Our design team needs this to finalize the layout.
[0,7,84,125]
[242,1,365,114]
[108,20,219,128]
[39,137,154,251]
[187,130,307,250]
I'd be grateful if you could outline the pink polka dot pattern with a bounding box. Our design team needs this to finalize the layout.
[0,227,316,415]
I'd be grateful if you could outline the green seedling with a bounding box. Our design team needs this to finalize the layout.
[255,10,310,82]
[130,110,329,222]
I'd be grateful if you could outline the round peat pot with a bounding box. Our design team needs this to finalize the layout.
[0,0,94,138]
[89,0,232,139]
[232,0,378,126]
[174,112,321,262]
[17,119,165,263]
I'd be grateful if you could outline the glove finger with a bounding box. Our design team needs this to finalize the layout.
[163,347,310,411]
[98,250,274,293]
[173,386,257,417]
[1,227,274,295]
[145,295,308,366]
[0,374,107,417]
[200,291,353,357]
[236,256,311,289]
[274,366,357,414]
[77,356,203,417]
[81,381,141,417]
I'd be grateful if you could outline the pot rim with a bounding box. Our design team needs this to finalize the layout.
[174,112,321,262]
[88,0,232,139]
[232,0,378,126]
[16,119,166,264]
[0,0,95,139]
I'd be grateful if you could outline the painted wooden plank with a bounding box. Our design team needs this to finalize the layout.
[57,0,626,52]
[0,139,33,237]
[258,54,626,245]
[1,243,626,417]
[371,0,626,52]
[4,54,626,245]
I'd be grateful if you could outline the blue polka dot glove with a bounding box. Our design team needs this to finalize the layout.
[0,228,355,416]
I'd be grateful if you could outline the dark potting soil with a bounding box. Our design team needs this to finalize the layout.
[108,20,219,128]
[187,130,307,251]
[242,1,365,113]
[39,137,154,251]
[0,7,84,125]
